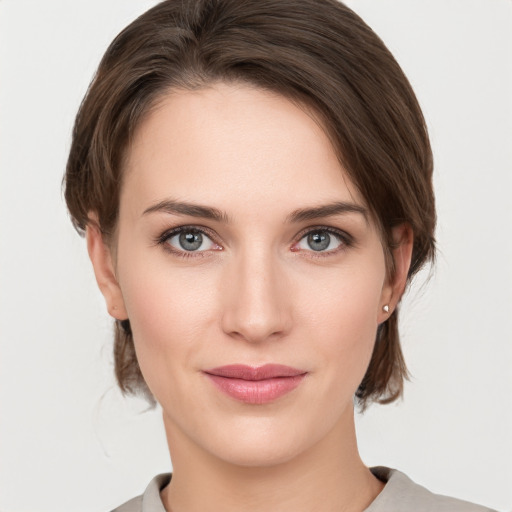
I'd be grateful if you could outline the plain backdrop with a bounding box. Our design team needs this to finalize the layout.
[1,1,511,511]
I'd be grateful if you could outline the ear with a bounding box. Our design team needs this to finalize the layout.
[378,223,414,323]
[85,214,128,320]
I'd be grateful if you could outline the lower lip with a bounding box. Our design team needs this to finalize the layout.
[206,374,306,404]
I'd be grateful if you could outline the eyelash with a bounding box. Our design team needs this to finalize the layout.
[155,225,354,259]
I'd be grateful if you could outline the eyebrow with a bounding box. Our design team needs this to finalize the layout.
[142,199,229,223]
[142,199,367,224]
[286,201,368,223]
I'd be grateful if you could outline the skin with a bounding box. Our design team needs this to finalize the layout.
[87,82,413,512]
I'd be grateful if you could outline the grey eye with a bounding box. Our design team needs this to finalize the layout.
[295,229,344,253]
[166,229,217,252]
[179,231,203,251]
[307,231,331,251]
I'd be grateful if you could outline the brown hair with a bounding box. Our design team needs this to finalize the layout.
[64,0,435,409]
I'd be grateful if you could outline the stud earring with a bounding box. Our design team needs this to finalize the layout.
[383,304,389,313]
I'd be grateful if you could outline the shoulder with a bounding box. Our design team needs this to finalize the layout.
[367,467,496,512]
[110,474,171,512]
[110,469,496,512]
[111,495,142,512]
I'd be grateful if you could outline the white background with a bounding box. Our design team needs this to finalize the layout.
[1,1,511,511]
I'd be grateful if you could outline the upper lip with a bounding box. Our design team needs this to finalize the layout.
[204,364,306,381]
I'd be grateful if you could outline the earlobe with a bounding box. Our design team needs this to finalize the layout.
[379,224,414,322]
[85,215,128,320]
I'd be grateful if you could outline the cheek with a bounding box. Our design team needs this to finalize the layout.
[300,258,386,382]
[115,248,220,390]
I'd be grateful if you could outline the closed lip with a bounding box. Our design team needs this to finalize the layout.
[204,364,307,380]
[203,364,307,404]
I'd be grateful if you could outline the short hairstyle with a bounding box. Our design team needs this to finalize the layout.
[64,0,436,409]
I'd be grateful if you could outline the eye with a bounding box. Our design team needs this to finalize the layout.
[293,229,348,253]
[164,228,220,252]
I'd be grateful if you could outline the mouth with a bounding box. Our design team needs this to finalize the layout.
[203,364,307,405]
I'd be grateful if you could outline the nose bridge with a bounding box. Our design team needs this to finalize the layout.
[221,244,291,343]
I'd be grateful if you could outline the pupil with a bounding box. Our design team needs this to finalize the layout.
[307,231,330,251]
[179,231,203,251]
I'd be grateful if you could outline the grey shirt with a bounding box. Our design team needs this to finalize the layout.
[111,467,496,512]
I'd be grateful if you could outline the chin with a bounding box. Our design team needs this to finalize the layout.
[195,411,338,469]
[214,434,307,468]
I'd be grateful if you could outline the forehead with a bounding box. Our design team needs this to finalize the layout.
[121,82,365,216]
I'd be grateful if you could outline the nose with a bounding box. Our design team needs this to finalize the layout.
[220,248,292,344]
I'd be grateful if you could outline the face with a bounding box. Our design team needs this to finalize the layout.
[92,83,399,467]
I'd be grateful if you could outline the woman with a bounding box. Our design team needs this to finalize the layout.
[63,1,496,511]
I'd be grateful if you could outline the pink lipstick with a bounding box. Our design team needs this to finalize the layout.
[204,364,306,404]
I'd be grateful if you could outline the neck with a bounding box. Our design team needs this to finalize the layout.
[161,409,384,512]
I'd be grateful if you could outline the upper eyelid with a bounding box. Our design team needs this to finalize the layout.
[158,224,218,243]
[295,225,353,242]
